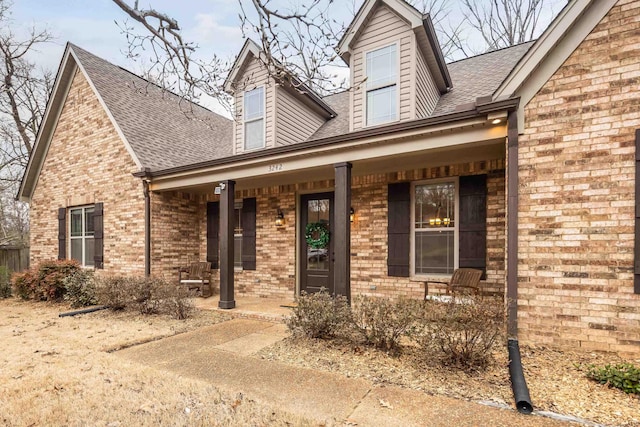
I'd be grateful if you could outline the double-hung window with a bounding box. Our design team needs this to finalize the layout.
[244,87,264,150]
[70,206,95,267]
[414,181,457,275]
[366,44,397,126]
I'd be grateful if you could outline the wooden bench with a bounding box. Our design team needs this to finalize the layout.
[424,268,483,299]
[178,262,213,297]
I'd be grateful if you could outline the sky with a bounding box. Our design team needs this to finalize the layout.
[8,0,567,114]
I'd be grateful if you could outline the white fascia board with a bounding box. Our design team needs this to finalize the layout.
[223,39,262,93]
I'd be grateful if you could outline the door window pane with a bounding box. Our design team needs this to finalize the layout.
[306,199,330,271]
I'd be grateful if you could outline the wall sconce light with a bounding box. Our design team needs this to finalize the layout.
[275,210,285,227]
[350,207,355,223]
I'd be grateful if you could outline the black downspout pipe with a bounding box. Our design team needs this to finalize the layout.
[506,110,533,415]
[142,169,151,278]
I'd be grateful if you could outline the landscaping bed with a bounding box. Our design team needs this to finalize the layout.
[257,333,640,426]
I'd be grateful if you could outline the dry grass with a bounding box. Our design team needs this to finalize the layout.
[0,299,312,426]
[258,337,640,427]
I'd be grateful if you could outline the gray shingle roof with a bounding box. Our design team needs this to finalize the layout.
[71,44,232,171]
[308,42,533,141]
[432,42,534,116]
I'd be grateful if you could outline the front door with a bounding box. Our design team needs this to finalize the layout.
[299,192,334,294]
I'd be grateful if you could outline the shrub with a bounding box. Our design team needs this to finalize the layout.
[0,266,12,298]
[351,295,420,352]
[63,269,97,308]
[587,363,640,394]
[413,295,505,370]
[285,290,351,339]
[11,260,80,301]
[95,275,194,319]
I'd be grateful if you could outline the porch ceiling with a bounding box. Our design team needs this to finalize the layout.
[149,120,507,193]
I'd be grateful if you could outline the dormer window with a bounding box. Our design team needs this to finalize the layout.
[244,86,264,150]
[366,44,397,126]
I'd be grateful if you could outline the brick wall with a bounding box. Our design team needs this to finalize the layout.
[30,69,145,274]
[518,0,640,353]
[163,159,505,300]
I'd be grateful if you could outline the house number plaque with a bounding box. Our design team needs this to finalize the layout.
[268,163,283,172]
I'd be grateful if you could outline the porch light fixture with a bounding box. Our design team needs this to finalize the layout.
[350,207,355,223]
[491,118,502,124]
[275,210,285,227]
[487,111,508,125]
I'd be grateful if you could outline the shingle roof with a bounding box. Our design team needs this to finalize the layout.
[309,42,533,140]
[432,42,534,116]
[71,44,233,171]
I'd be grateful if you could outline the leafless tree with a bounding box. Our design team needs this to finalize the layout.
[0,0,53,244]
[460,0,551,53]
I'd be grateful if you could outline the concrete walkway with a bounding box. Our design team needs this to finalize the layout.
[116,318,576,426]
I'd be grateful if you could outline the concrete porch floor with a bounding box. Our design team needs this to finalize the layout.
[192,295,296,322]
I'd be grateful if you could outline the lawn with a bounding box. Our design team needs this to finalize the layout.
[0,299,311,426]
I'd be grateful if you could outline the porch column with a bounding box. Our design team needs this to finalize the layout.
[219,179,236,309]
[334,162,352,300]
[506,111,519,337]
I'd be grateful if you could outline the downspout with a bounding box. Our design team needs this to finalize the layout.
[506,110,533,414]
[142,168,151,278]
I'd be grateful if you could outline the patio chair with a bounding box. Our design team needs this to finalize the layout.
[178,261,213,297]
[424,268,483,299]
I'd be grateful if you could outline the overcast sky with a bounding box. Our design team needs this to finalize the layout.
[9,0,567,114]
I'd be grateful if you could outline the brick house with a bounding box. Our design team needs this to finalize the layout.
[18,0,640,354]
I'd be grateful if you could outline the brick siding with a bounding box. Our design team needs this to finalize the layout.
[30,69,145,274]
[518,0,640,354]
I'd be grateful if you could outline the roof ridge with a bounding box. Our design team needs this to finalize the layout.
[446,40,536,65]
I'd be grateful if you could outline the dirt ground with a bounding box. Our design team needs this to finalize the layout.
[258,337,640,427]
[2,298,639,427]
[0,299,312,426]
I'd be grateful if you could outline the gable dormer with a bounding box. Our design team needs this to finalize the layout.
[224,39,336,155]
[337,0,451,131]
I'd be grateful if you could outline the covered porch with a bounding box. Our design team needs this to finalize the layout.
[143,110,514,310]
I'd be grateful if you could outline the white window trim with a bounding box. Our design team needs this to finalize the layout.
[243,86,266,151]
[363,41,401,128]
[410,177,459,278]
[69,204,95,268]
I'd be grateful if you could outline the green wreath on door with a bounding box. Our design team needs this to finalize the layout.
[305,222,330,249]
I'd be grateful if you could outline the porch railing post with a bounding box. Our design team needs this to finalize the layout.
[334,162,352,300]
[219,179,236,309]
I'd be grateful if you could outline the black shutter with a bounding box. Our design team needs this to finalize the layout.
[459,175,487,278]
[241,198,257,270]
[387,182,411,277]
[93,203,104,269]
[58,208,66,260]
[207,202,220,269]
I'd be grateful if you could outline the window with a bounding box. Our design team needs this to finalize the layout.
[244,87,264,150]
[366,44,397,126]
[234,201,243,269]
[413,181,457,275]
[70,205,95,267]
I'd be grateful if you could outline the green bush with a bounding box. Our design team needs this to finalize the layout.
[11,260,80,301]
[351,295,420,352]
[0,266,11,298]
[95,275,194,319]
[285,290,351,339]
[587,363,640,394]
[63,269,97,308]
[412,295,505,370]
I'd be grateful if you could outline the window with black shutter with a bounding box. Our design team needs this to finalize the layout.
[458,175,487,278]
[93,202,104,269]
[58,208,66,260]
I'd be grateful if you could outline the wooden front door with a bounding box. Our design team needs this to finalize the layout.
[299,192,334,294]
